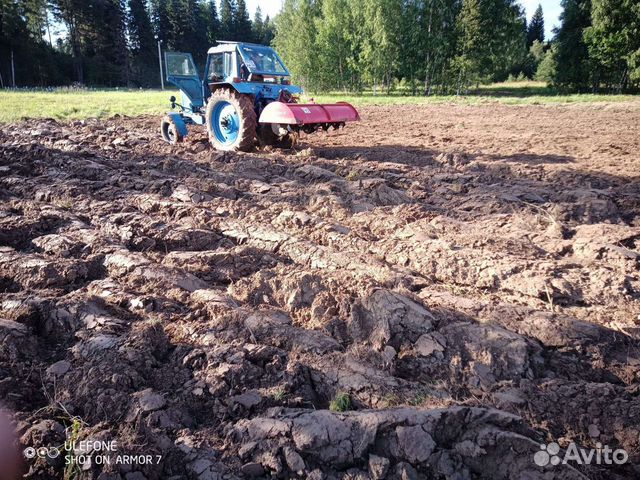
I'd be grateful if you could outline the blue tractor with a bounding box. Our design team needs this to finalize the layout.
[160,41,360,152]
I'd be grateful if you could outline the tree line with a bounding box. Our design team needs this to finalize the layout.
[0,0,274,87]
[550,0,640,93]
[274,0,639,94]
[1,0,638,93]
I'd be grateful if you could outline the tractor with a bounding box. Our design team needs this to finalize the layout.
[160,41,360,151]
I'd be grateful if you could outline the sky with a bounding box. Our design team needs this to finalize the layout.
[520,0,562,40]
[248,0,561,40]
[247,0,283,21]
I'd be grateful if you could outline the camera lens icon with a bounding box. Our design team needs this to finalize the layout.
[23,447,36,459]
[47,447,60,458]
[23,446,60,460]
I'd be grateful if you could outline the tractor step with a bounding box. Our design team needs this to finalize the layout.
[258,101,360,127]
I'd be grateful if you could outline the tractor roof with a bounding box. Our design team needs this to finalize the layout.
[207,41,270,54]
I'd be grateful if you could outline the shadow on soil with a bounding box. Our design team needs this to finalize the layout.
[472,84,556,97]
[485,152,575,165]
[312,144,576,166]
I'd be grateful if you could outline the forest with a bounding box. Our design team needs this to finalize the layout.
[0,0,275,88]
[0,0,638,93]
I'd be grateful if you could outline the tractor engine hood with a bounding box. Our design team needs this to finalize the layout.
[258,101,360,126]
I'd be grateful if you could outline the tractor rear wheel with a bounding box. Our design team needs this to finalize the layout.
[160,116,183,144]
[258,123,293,149]
[206,89,256,152]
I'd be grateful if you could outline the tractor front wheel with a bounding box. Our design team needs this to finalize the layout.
[160,116,183,144]
[206,89,256,152]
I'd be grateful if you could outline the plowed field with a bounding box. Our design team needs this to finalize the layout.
[2,101,640,480]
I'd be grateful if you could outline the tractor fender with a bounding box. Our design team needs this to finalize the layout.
[208,82,302,99]
[208,82,259,97]
[166,112,189,137]
[208,82,236,95]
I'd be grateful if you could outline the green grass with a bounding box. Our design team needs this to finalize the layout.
[0,81,637,123]
[311,81,638,106]
[0,88,176,123]
[311,93,637,106]
[329,392,352,412]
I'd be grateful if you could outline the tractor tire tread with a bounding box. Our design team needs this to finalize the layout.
[206,89,256,152]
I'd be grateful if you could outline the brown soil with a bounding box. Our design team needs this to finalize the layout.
[1,102,639,480]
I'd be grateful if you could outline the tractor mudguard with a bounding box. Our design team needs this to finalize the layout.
[213,82,302,98]
[166,113,189,137]
[258,101,360,126]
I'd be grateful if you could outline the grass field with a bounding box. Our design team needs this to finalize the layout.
[0,82,637,123]
[0,89,175,123]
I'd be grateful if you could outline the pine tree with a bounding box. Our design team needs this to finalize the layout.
[150,0,171,46]
[202,0,220,44]
[0,0,71,86]
[220,0,236,40]
[91,0,129,86]
[235,0,252,41]
[253,5,264,43]
[262,15,275,45]
[166,0,188,50]
[51,0,90,83]
[129,0,155,52]
[128,0,157,86]
[0,0,28,85]
[527,4,544,47]
[503,0,528,79]
[185,0,208,64]
[554,0,592,91]
[58,0,128,86]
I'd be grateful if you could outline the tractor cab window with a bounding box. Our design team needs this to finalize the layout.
[208,54,224,81]
[207,52,233,82]
[238,45,287,75]
[165,52,197,77]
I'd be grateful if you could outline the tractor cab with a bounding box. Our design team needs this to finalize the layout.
[161,41,359,151]
[204,42,302,102]
[210,42,288,85]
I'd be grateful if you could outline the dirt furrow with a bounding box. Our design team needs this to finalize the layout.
[1,103,639,479]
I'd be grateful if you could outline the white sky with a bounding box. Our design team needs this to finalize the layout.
[247,0,283,20]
